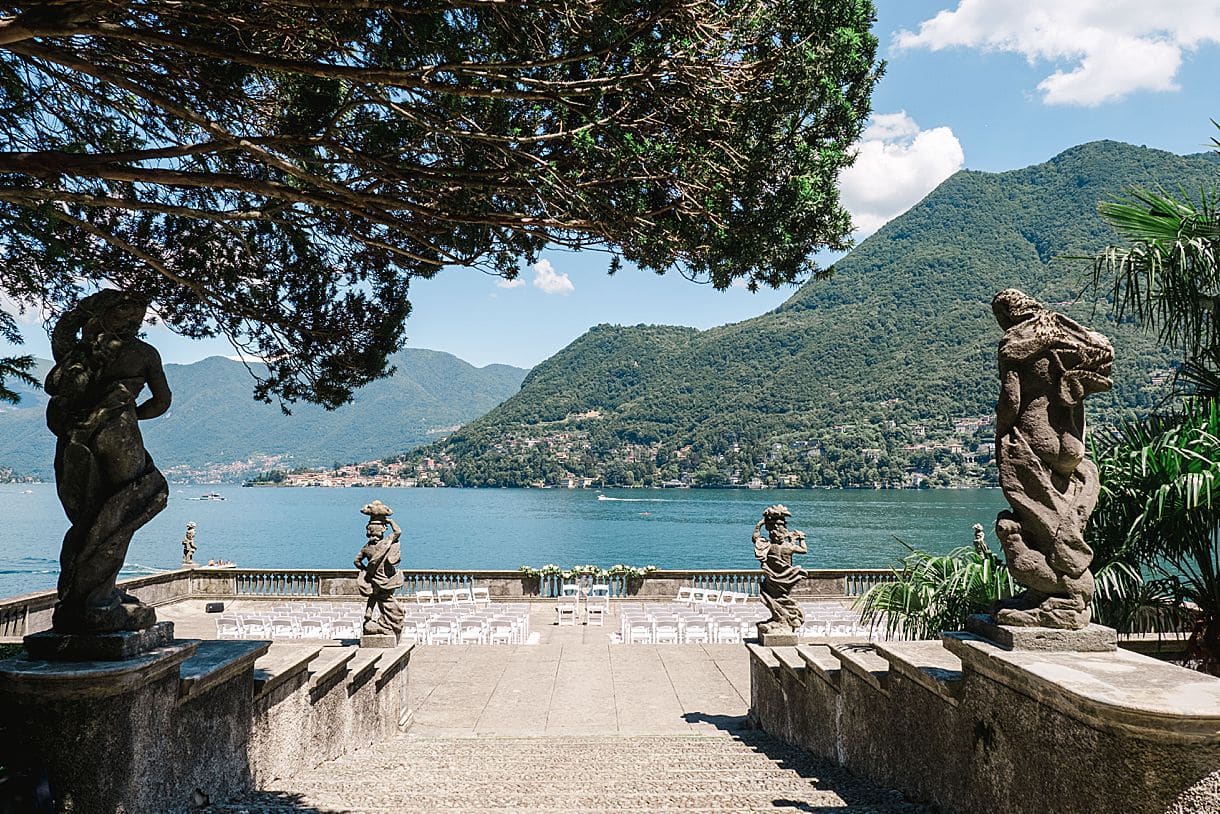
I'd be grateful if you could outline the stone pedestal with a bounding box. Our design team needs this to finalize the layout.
[24,620,175,661]
[360,633,400,648]
[965,613,1116,652]
[757,626,798,647]
[0,640,198,813]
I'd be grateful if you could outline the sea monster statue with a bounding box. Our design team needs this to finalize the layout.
[45,289,172,633]
[354,500,406,637]
[753,504,809,636]
[989,289,1114,630]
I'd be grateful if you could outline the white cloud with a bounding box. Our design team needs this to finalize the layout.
[0,293,46,327]
[496,276,525,289]
[894,1,1220,106]
[530,259,574,295]
[838,111,964,238]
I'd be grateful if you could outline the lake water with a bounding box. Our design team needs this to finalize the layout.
[0,483,1007,598]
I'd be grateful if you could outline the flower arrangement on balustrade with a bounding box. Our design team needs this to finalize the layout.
[517,564,657,581]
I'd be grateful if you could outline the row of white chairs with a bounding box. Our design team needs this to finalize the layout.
[409,587,491,606]
[217,612,362,640]
[620,611,754,645]
[675,587,754,606]
[401,607,531,645]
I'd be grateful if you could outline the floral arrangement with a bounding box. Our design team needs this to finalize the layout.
[517,563,658,580]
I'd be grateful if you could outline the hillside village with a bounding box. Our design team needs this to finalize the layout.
[245,411,1002,490]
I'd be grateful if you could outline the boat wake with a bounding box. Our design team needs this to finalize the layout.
[597,496,670,503]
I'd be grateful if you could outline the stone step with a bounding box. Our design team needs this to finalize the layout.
[301,767,813,782]
[216,806,908,813]
[214,733,929,813]
[324,743,808,765]
[217,792,916,812]
[254,777,826,795]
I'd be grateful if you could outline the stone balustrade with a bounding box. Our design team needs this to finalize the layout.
[0,566,897,638]
[748,633,1220,814]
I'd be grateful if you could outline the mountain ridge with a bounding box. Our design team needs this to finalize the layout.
[400,140,1213,488]
[0,348,528,479]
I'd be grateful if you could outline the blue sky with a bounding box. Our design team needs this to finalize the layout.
[5,0,1220,370]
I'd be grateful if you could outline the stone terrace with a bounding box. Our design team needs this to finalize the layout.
[157,597,863,736]
[147,598,932,812]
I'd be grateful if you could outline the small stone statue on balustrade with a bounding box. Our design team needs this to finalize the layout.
[989,289,1114,630]
[753,504,808,645]
[181,522,197,566]
[354,500,405,643]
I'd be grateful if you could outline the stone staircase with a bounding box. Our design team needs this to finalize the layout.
[214,732,931,813]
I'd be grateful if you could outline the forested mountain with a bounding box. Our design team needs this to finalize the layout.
[404,141,1215,488]
[0,349,526,479]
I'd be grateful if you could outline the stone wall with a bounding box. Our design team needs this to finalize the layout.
[748,635,1220,814]
[0,639,413,813]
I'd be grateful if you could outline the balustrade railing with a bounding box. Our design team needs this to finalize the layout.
[0,565,1195,642]
[844,570,898,597]
[0,603,28,638]
[688,572,760,596]
[395,572,479,597]
[234,570,320,596]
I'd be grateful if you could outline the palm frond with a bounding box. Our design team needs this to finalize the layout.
[854,542,1016,641]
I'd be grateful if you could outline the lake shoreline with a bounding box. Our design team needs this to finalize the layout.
[0,483,1007,599]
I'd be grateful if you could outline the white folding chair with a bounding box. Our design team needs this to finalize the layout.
[487,617,516,645]
[428,618,456,645]
[270,617,298,639]
[414,590,436,604]
[458,617,486,645]
[329,618,359,639]
[556,596,579,626]
[713,617,742,643]
[298,617,327,639]
[675,586,695,605]
[216,616,244,639]
[586,585,610,627]
[436,589,457,605]
[625,616,653,644]
[471,586,491,608]
[682,616,711,644]
[652,615,680,644]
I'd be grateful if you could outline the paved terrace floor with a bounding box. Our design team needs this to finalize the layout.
[159,598,862,737]
[158,599,928,812]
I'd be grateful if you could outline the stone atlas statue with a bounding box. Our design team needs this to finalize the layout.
[989,289,1114,630]
[45,289,172,634]
[753,504,808,636]
[354,500,406,637]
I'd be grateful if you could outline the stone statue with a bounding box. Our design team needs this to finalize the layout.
[45,290,171,633]
[181,522,197,566]
[971,523,989,557]
[753,504,808,636]
[989,289,1113,629]
[354,500,405,637]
